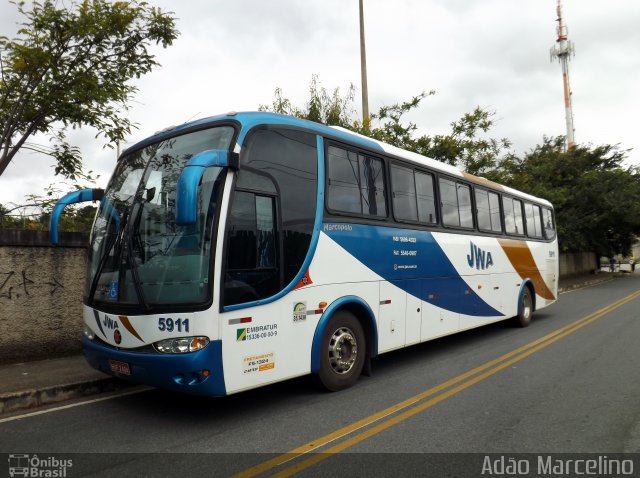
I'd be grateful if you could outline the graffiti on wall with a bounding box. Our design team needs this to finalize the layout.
[0,269,65,301]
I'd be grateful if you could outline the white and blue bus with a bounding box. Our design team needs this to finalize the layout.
[50,112,558,395]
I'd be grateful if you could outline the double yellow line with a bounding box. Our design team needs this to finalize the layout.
[234,288,640,478]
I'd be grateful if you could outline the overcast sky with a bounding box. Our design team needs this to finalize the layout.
[1,0,639,207]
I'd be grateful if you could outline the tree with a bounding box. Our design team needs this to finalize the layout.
[0,0,178,178]
[497,136,640,256]
[0,173,100,232]
[412,107,512,176]
[259,74,357,129]
[260,77,511,176]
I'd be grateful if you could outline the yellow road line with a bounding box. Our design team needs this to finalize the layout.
[274,289,640,477]
[234,289,640,478]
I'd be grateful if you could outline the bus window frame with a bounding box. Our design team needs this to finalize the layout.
[474,186,504,235]
[437,174,476,232]
[389,161,439,227]
[324,141,389,221]
[524,202,544,239]
[502,195,526,237]
[220,124,320,311]
[542,206,557,240]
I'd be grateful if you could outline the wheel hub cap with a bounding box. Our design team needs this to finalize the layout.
[328,327,358,374]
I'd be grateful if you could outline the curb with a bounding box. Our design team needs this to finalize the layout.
[558,272,626,294]
[558,277,613,294]
[0,377,131,416]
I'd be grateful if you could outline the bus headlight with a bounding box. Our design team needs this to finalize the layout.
[154,337,209,354]
[84,325,95,340]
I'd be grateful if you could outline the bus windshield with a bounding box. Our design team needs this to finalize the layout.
[87,126,235,309]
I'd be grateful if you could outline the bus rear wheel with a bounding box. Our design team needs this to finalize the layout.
[514,286,533,327]
[317,310,365,392]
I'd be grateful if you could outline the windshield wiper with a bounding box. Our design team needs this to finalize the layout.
[88,204,129,304]
[124,200,150,311]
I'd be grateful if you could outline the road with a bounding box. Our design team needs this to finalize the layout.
[2,275,640,477]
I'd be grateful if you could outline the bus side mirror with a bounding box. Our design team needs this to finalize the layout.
[49,188,104,245]
[175,149,238,225]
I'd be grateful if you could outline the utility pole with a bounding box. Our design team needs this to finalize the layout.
[359,0,369,125]
[550,0,576,150]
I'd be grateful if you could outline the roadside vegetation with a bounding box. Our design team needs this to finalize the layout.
[1,2,638,257]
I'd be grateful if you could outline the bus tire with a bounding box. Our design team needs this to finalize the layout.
[514,286,533,327]
[316,310,366,392]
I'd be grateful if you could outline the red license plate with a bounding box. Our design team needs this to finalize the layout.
[109,359,131,376]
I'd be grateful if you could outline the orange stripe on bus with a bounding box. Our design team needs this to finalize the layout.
[498,239,556,301]
[118,315,145,342]
[461,172,506,191]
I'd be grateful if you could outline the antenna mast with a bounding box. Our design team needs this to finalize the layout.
[550,0,575,150]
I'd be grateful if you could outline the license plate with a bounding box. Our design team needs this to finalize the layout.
[109,359,131,376]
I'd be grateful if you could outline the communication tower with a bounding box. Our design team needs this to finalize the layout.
[550,0,575,150]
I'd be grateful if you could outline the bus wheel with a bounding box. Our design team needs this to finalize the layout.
[317,310,366,391]
[514,286,533,327]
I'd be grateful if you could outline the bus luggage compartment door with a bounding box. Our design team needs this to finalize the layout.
[378,280,407,352]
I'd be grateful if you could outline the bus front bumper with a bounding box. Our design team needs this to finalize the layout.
[82,336,226,397]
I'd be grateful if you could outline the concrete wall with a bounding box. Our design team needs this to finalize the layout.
[0,229,597,364]
[558,251,598,277]
[0,231,88,364]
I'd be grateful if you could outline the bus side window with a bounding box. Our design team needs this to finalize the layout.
[525,202,543,238]
[503,197,524,235]
[543,207,556,239]
[327,145,387,218]
[327,147,361,214]
[476,189,491,231]
[224,128,317,307]
[440,178,459,227]
[513,199,524,235]
[391,164,418,221]
[359,155,387,217]
[440,178,473,228]
[415,171,437,224]
[488,191,502,233]
[476,188,503,233]
[390,166,437,224]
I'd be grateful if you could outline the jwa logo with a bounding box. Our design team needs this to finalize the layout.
[467,241,494,270]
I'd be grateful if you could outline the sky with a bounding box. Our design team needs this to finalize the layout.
[1,0,639,207]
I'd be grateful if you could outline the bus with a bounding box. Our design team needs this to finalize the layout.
[50,112,558,395]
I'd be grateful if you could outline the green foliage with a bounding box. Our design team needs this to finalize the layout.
[414,107,512,176]
[0,0,179,178]
[259,75,357,129]
[261,77,511,176]
[496,137,640,256]
[367,91,435,148]
[0,177,99,232]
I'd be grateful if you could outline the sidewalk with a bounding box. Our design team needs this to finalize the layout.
[0,355,130,416]
[557,270,623,293]
[0,271,628,416]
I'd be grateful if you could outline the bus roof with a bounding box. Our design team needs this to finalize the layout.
[123,111,552,208]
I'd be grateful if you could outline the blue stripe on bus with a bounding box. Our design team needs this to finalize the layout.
[324,224,503,317]
[235,113,383,151]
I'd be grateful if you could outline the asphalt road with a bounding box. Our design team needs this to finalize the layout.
[2,275,640,477]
